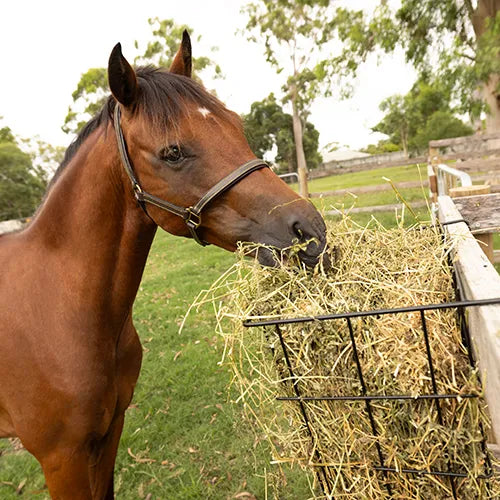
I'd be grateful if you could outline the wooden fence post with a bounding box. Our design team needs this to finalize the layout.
[427,165,437,202]
[449,185,494,262]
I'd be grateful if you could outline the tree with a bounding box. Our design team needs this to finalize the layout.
[63,18,221,135]
[412,110,474,151]
[361,141,400,155]
[21,137,65,181]
[373,95,411,156]
[372,78,473,154]
[0,121,47,220]
[133,17,222,77]
[344,1,500,132]
[243,93,322,173]
[243,0,367,197]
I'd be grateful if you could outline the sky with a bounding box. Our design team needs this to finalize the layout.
[0,0,416,154]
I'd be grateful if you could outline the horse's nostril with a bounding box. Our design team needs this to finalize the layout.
[293,222,304,241]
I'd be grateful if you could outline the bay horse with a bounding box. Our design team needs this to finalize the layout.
[0,31,327,499]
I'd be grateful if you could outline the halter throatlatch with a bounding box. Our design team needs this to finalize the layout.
[113,105,269,246]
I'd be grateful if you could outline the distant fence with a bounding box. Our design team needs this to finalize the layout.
[429,133,500,172]
[310,151,426,179]
[429,132,500,158]
[310,132,500,180]
[0,219,25,235]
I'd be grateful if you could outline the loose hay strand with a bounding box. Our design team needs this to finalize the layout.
[201,215,499,498]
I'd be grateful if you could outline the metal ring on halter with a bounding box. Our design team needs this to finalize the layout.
[184,208,202,229]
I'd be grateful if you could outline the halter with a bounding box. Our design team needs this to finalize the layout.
[113,105,269,246]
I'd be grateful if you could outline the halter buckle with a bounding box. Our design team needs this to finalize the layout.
[133,183,144,201]
[184,208,201,229]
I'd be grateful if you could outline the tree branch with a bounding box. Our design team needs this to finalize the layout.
[463,0,475,19]
[458,51,477,62]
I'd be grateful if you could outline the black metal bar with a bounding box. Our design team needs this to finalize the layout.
[276,393,478,402]
[243,297,500,328]
[273,324,332,497]
[440,219,468,227]
[346,317,393,496]
[246,295,499,496]
[420,310,458,499]
[373,465,493,480]
[458,305,475,366]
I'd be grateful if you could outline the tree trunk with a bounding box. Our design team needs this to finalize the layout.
[472,0,500,132]
[291,87,309,198]
[401,125,409,157]
[481,75,500,132]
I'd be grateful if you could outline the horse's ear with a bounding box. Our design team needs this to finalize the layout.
[108,43,139,107]
[169,30,192,78]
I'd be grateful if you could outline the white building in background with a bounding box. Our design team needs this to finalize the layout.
[321,150,371,169]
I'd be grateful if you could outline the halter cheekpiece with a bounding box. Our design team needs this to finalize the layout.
[113,105,269,246]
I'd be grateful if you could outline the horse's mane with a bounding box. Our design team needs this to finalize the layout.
[49,66,238,188]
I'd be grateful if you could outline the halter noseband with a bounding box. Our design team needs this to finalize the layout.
[113,105,269,246]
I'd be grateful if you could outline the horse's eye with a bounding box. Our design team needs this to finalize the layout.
[161,145,183,164]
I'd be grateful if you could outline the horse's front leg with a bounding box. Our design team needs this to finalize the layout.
[89,412,126,500]
[40,447,93,500]
[91,320,142,499]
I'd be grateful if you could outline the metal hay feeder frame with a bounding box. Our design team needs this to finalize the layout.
[243,295,500,499]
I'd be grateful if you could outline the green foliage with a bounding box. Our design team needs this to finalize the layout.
[134,17,222,80]
[21,136,65,180]
[373,78,473,154]
[62,68,108,134]
[0,124,15,144]
[0,125,46,220]
[361,141,401,155]
[243,93,322,172]
[351,1,500,124]
[63,18,221,135]
[412,110,474,151]
[243,1,370,112]
[373,94,411,154]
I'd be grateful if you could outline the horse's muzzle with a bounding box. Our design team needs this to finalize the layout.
[254,207,330,269]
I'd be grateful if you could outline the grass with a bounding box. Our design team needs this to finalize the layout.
[291,163,428,193]
[312,186,429,211]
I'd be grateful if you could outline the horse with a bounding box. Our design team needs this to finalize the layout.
[0,31,327,499]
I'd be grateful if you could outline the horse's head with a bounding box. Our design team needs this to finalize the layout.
[108,32,328,267]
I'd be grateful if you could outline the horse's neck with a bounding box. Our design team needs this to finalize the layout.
[29,126,157,329]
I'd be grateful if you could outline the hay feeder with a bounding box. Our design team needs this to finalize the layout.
[243,295,499,498]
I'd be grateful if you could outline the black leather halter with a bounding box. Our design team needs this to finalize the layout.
[113,105,269,246]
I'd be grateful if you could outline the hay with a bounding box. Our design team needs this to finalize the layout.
[195,215,499,499]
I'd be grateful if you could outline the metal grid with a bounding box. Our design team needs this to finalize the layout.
[243,297,500,499]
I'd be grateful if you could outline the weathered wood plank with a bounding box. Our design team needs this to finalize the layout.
[325,201,428,215]
[310,180,429,199]
[430,133,500,148]
[441,148,500,162]
[438,195,500,443]
[495,249,500,264]
[427,164,437,202]
[450,193,500,234]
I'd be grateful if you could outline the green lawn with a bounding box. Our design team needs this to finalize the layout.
[291,163,428,193]
[312,186,430,212]
[299,164,432,223]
